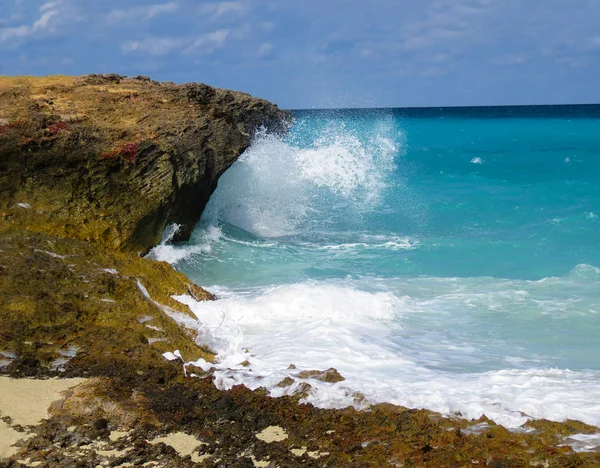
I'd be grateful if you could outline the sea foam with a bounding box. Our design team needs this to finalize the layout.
[201,118,400,238]
[173,278,600,429]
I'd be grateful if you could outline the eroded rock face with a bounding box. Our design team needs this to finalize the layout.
[0,75,291,253]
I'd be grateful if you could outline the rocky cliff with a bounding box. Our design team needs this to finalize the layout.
[0,73,291,392]
[0,74,290,253]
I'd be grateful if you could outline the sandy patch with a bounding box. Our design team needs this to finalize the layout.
[109,430,131,442]
[289,446,328,459]
[0,420,23,459]
[250,455,270,467]
[291,447,307,456]
[0,377,86,426]
[97,448,131,458]
[149,432,207,462]
[255,426,288,443]
[308,450,330,459]
[0,377,86,461]
[16,459,41,467]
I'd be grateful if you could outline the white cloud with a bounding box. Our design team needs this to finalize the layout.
[108,2,179,23]
[258,42,273,57]
[122,36,186,56]
[0,25,29,42]
[40,2,58,12]
[429,52,453,63]
[489,54,528,66]
[184,29,230,54]
[420,66,448,77]
[33,10,58,29]
[261,22,275,33]
[0,0,66,43]
[122,28,235,57]
[398,0,492,53]
[555,55,592,69]
[200,2,248,19]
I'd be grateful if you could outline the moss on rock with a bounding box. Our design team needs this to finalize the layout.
[4,371,600,467]
[0,229,215,378]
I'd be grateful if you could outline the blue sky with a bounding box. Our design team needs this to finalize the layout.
[1,0,599,108]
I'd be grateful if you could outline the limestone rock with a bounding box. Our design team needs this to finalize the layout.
[0,229,215,377]
[0,75,291,253]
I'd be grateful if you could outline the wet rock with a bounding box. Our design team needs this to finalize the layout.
[297,367,345,383]
[276,377,295,388]
[0,231,215,378]
[2,373,600,467]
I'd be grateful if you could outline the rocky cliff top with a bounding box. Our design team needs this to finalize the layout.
[0,74,291,253]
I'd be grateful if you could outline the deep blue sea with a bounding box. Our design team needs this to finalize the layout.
[151,105,600,429]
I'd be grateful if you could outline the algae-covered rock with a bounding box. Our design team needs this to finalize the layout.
[0,229,214,378]
[0,75,291,253]
[297,367,345,383]
[0,74,291,375]
[4,372,600,467]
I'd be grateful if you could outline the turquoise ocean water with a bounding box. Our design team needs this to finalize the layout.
[151,106,600,429]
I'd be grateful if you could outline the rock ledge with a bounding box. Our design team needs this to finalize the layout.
[0,74,291,253]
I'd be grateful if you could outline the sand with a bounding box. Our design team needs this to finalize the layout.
[0,376,86,460]
[0,420,24,459]
[149,432,207,463]
[255,426,288,443]
[0,376,86,426]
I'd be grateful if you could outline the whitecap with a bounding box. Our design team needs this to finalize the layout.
[201,121,401,238]
[169,278,600,429]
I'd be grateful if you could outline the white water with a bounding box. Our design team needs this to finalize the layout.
[169,276,600,429]
[200,121,400,238]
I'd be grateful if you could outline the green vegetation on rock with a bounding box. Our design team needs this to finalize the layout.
[0,229,215,378]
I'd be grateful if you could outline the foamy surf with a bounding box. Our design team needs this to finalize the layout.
[198,117,404,238]
[171,280,600,429]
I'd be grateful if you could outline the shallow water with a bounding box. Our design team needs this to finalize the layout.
[150,105,600,428]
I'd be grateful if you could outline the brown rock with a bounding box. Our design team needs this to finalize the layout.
[0,75,291,253]
[276,377,295,388]
[297,368,345,383]
[0,229,215,378]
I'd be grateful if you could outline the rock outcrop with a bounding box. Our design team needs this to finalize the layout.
[0,74,291,253]
[0,74,290,386]
[0,228,215,379]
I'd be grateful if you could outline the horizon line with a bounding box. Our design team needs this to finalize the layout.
[290,102,600,112]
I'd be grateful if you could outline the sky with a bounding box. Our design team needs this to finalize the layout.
[1,0,599,109]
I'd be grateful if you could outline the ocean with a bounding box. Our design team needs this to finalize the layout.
[149,105,600,429]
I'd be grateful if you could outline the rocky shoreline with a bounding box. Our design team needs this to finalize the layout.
[1,75,600,467]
